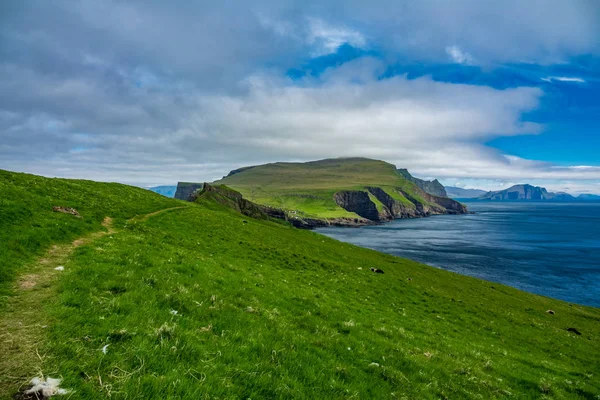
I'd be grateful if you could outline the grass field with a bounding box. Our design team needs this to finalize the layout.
[0,169,180,307]
[215,158,438,219]
[1,169,599,399]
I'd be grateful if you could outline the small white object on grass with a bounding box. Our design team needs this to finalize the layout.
[170,309,179,316]
[25,376,70,397]
[54,266,64,271]
[102,344,110,354]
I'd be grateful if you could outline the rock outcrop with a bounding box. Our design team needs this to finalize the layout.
[174,182,204,201]
[397,169,447,197]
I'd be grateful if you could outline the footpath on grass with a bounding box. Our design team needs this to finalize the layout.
[0,206,188,398]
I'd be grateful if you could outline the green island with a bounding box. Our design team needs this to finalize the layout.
[209,158,467,228]
[1,166,599,399]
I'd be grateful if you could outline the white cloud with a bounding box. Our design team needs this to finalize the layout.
[1,1,599,194]
[542,76,586,83]
[445,45,475,65]
[306,18,367,56]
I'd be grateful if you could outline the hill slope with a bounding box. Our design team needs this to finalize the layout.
[214,158,466,227]
[1,170,599,399]
[0,170,180,305]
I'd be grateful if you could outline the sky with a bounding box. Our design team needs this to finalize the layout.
[1,0,599,194]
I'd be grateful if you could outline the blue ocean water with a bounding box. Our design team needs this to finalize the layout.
[316,201,600,307]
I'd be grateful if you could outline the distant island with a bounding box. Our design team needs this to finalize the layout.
[479,184,574,201]
[578,194,600,200]
[443,184,598,201]
[445,186,487,198]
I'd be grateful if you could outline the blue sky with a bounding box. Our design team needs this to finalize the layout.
[290,45,600,167]
[0,1,599,193]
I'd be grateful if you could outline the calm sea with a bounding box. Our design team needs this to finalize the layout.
[316,201,600,307]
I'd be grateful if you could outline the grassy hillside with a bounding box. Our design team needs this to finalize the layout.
[0,170,181,307]
[1,170,599,399]
[214,158,442,220]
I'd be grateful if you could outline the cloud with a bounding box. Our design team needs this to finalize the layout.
[0,0,599,193]
[542,76,586,83]
[445,46,475,65]
[1,57,577,187]
[306,18,367,56]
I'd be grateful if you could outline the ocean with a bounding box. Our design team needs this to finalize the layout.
[316,201,600,307]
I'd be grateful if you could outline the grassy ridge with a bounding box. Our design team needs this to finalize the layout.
[1,171,598,398]
[0,170,180,306]
[215,158,438,219]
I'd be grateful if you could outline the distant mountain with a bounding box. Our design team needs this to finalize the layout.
[397,169,447,197]
[479,184,576,201]
[445,186,487,198]
[148,185,177,198]
[578,194,600,200]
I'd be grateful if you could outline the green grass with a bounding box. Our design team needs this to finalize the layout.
[0,170,182,307]
[1,170,599,399]
[249,189,357,219]
[215,158,440,219]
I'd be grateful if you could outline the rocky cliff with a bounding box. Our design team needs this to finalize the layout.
[334,191,382,221]
[397,169,447,197]
[332,186,466,223]
[174,182,204,201]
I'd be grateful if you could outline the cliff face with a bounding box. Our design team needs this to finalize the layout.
[365,187,421,218]
[174,182,204,201]
[334,191,382,221]
[332,186,467,223]
[427,194,469,214]
[397,169,447,197]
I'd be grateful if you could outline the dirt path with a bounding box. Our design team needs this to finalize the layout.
[129,206,188,223]
[0,206,187,397]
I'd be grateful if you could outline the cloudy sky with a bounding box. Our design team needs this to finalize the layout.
[1,0,599,193]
